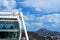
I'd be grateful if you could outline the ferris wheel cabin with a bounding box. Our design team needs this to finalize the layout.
[0,12,29,40]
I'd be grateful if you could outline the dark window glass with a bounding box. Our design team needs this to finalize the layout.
[0,21,19,40]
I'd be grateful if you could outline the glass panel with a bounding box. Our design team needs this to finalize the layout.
[0,21,19,40]
[0,22,19,29]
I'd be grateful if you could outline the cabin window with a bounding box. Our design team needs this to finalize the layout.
[0,21,19,40]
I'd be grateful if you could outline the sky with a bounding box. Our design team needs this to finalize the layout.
[0,0,60,32]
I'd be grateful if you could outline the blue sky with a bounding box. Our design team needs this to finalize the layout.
[0,0,60,32]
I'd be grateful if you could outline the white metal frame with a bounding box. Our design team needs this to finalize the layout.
[0,12,29,40]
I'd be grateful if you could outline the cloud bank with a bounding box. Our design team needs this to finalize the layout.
[21,0,60,12]
[0,0,16,11]
[24,13,60,30]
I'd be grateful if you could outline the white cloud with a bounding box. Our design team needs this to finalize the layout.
[40,14,60,28]
[25,13,60,28]
[21,0,60,12]
[0,0,16,11]
[24,14,35,21]
[40,14,60,22]
[0,0,2,6]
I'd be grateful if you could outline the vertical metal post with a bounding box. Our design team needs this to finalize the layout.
[20,12,29,40]
[13,12,29,40]
[17,14,22,40]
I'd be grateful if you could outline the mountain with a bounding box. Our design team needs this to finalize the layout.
[22,29,60,40]
[36,28,60,36]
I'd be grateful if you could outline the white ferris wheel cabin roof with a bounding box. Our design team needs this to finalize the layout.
[0,12,23,18]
